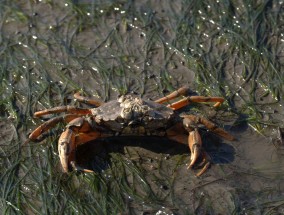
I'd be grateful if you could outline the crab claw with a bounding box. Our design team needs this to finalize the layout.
[58,129,76,172]
[187,129,211,176]
[188,129,202,169]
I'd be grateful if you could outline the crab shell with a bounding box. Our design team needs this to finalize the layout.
[90,95,176,136]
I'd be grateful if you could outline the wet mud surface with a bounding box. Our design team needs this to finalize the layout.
[1,0,284,214]
[74,120,284,214]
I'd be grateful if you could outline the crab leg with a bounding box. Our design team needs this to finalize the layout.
[168,96,225,110]
[74,92,103,107]
[187,128,210,177]
[27,114,83,142]
[182,115,235,141]
[155,86,189,104]
[34,106,91,117]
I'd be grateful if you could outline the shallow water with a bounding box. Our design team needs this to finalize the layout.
[1,0,284,214]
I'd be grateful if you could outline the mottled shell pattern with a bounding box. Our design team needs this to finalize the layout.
[91,95,175,136]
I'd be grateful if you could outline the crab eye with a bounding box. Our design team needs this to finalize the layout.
[118,95,125,103]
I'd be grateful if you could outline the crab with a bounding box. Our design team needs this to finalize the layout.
[26,87,235,176]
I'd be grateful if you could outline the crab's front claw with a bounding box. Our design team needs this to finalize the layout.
[58,128,100,173]
[187,128,210,177]
[58,129,76,172]
[188,129,202,168]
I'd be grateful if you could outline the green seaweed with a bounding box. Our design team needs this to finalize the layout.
[0,0,284,214]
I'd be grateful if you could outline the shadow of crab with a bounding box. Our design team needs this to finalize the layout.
[75,131,235,174]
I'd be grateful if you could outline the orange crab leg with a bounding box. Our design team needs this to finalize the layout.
[167,98,189,110]
[74,92,103,107]
[27,114,82,142]
[182,115,235,141]
[155,86,189,104]
[168,96,225,110]
[75,132,108,145]
[34,106,91,117]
